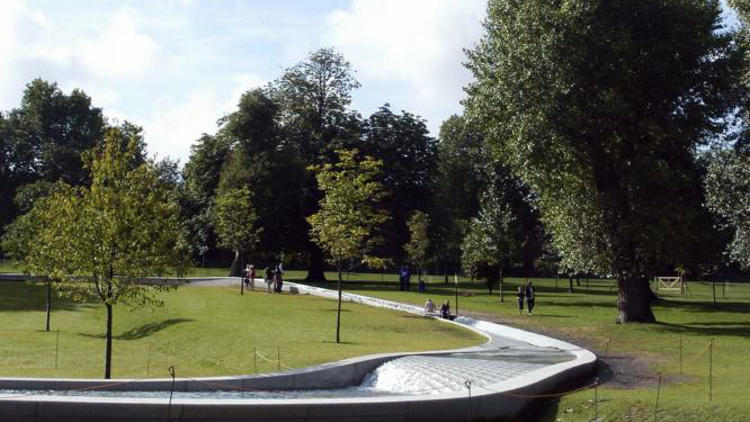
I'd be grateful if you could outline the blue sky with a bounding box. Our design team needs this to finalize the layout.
[0,1,739,164]
[0,0,487,163]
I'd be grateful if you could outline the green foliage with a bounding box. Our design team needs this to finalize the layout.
[6,128,189,377]
[272,48,362,161]
[404,211,430,273]
[359,105,437,262]
[465,0,739,321]
[460,185,515,288]
[213,186,262,258]
[216,89,308,260]
[705,149,750,268]
[307,149,389,270]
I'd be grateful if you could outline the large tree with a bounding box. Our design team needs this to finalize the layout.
[272,48,362,282]
[0,79,105,231]
[465,0,738,322]
[216,89,308,268]
[307,149,388,343]
[15,128,188,378]
[359,105,437,264]
[705,149,750,269]
[179,134,232,263]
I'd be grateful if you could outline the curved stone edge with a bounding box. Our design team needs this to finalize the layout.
[0,277,597,422]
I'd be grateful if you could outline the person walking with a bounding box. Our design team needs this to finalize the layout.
[401,265,411,291]
[516,286,525,315]
[274,265,284,293]
[525,281,536,315]
[247,264,256,291]
[265,267,273,294]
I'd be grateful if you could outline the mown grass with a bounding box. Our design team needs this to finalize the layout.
[0,282,483,379]
[285,271,750,422]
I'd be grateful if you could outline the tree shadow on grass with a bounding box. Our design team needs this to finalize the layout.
[0,282,97,312]
[657,298,750,315]
[652,321,750,338]
[79,318,194,340]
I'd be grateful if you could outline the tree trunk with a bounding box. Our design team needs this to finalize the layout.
[45,279,51,332]
[568,275,574,293]
[105,303,113,379]
[499,268,504,303]
[228,250,246,277]
[336,261,342,344]
[443,262,449,284]
[617,277,656,323]
[306,243,327,282]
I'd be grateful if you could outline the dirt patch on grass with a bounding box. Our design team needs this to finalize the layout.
[464,311,666,389]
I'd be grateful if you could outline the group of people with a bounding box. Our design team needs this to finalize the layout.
[243,263,284,294]
[422,281,537,320]
[516,281,536,315]
[423,298,452,320]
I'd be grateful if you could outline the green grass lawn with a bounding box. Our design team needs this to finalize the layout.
[0,282,483,379]
[284,272,750,422]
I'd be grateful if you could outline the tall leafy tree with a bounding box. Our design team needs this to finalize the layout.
[180,134,232,262]
[432,115,485,279]
[359,105,437,264]
[272,48,362,282]
[1,183,71,331]
[404,211,431,286]
[705,149,750,268]
[0,80,105,231]
[13,128,188,378]
[461,184,516,299]
[465,0,738,322]
[217,89,308,267]
[434,114,545,280]
[213,186,262,281]
[307,149,388,343]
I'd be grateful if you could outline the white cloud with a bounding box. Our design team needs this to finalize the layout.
[140,74,266,163]
[78,11,159,79]
[324,0,486,132]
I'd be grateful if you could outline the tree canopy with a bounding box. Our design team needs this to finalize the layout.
[8,128,188,378]
[465,0,739,322]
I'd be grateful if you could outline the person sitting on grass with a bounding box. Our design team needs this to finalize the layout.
[424,298,436,314]
[517,286,525,315]
[440,300,451,319]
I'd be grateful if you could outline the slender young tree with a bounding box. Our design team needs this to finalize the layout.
[307,149,388,343]
[10,129,189,378]
[404,211,431,287]
[1,184,71,331]
[213,186,262,285]
[460,185,515,300]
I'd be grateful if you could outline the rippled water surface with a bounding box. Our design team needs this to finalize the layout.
[0,349,573,400]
